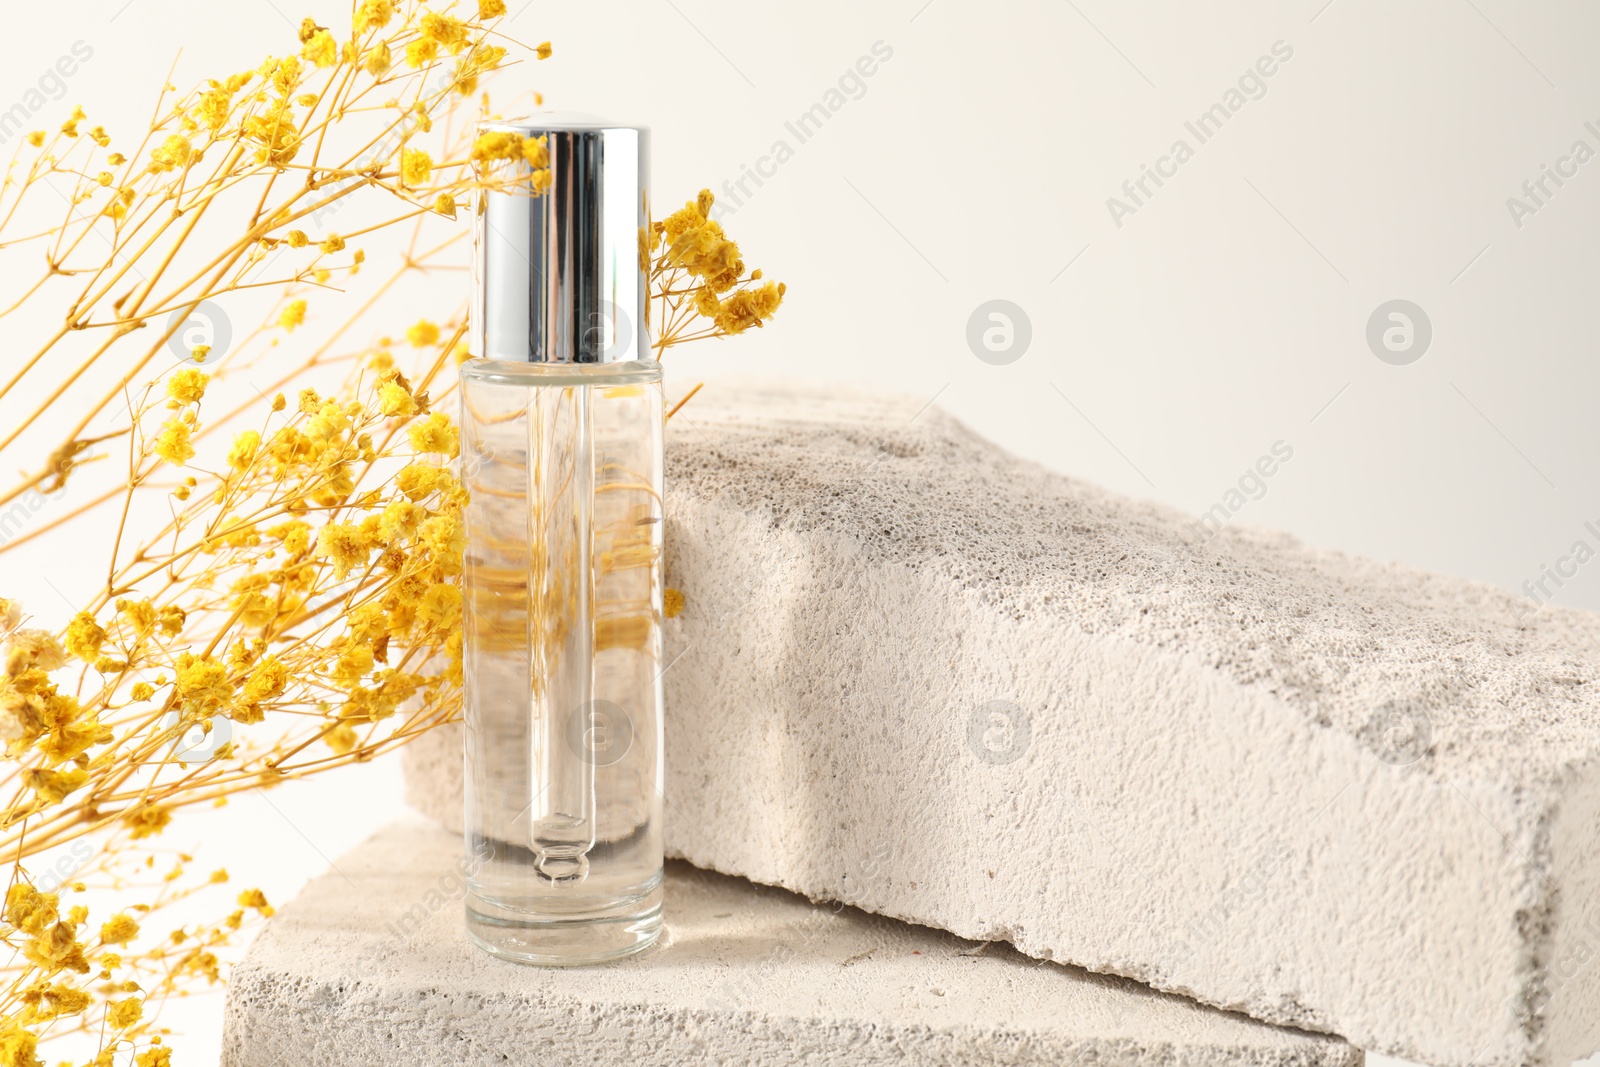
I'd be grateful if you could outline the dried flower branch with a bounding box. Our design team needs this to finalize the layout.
[0,1,784,1062]
[645,188,786,351]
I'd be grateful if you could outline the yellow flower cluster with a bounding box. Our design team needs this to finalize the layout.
[700,277,787,336]
[661,190,745,290]
[0,869,244,1063]
[0,338,466,1058]
[0,627,110,789]
[645,189,786,347]
[469,131,552,193]
[7,884,88,976]
[0,2,521,1049]
[0,0,787,1059]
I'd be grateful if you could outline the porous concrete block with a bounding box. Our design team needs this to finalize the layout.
[220,820,1359,1067]
[405,382,1600,1067]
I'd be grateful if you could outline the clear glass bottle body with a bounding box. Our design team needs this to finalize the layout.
[459,358,664,965]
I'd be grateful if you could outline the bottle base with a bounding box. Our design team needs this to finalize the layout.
[465,889,664,967]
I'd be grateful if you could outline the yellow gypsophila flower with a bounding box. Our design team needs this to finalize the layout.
[136,1045,172,1067]
[154,420,194,466]
[417,583,461,631]
[302,30,338,68]
[23,767,88,804]
[165,367,209,405]
[406,38,439,68]
[401,148,432,186]
[147,134,196,174]
[107,997,143,1030]
[407,413,458,456]
[123,804,171,840]
[227,429,261,470]
[325,722,359,755]
[0,1024,39,1065]
[6,628,68,672]
[237,888,275,916]
[378,379,418,417]
[470,131,521,163]
[63,612,105,662]
[99,913,139,946]
[394,462,451,501]
[421,13,469,53]
[174,653,235,718]
[354,0,394,32]
[663,191,745,291]
[714,281,786,335]
[239,655,287,716]
[315,523,372,579]
[406,319,440,347]
[365,39,393,76]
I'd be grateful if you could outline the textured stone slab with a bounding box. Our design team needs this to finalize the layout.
[219,820,1358,1067]
[406,382,1600,1067]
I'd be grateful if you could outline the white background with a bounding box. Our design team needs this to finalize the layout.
[3,0,1599,1063]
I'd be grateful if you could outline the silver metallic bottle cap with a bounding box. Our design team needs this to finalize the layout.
[471,114,649,365]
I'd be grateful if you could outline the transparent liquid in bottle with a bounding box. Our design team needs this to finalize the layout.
[459,358,664,965]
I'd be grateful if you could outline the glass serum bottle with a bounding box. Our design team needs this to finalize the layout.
[460,117,664,965]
